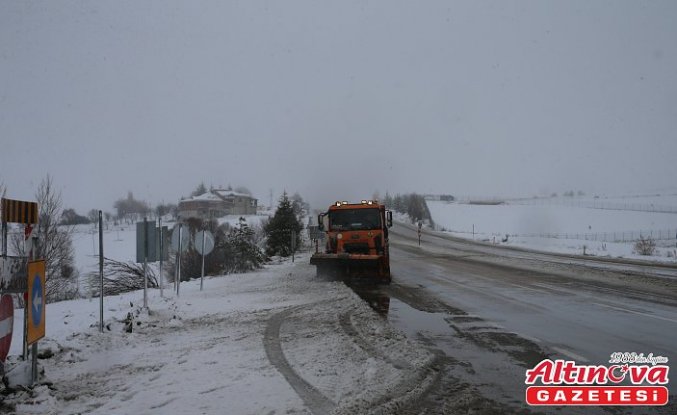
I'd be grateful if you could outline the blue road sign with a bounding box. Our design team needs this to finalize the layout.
[31,274,43,327]
[27,260,45,345]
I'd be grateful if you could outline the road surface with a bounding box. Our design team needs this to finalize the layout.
[348,223,677,414]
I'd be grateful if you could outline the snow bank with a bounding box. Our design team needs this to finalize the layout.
[2,254,432,414]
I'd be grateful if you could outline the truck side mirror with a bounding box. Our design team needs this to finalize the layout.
[317,214,325,231]
[386,211,393,228]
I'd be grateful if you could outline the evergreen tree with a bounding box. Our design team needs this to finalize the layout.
[229,217,266,272]
[264,192,303,257]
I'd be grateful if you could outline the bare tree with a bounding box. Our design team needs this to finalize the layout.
[87,209,99,224]
[12,175,78,302]
[113,191,150,222]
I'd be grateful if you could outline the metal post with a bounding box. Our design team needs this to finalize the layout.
[291,230,295,263]
[1,220,7,256]
[29,236,37,384]
[99,211,104,333]
[31,341,37,384]
[159,217,163,297]
[172,225,181,292]
[200,229,205,291]
[143,217,148,308]
[177,224,182,296]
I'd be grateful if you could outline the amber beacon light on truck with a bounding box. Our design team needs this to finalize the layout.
[310,200,393,283]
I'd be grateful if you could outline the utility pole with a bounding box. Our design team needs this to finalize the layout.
[143,217,148,308]
[99,211,104,333]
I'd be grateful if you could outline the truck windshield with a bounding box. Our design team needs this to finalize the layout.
[329,208,381,231]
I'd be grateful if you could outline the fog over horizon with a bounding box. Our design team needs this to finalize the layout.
[2,1,676,213]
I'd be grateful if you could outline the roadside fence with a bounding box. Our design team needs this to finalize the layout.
[508,199,677,214]
[439,227,677,243]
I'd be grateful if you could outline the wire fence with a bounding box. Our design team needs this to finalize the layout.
[509,199,677,214]
[441,227,677,243]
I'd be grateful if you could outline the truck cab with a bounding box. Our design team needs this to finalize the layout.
[312,200,393,282]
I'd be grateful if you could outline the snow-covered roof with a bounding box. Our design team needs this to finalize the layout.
[180,190,255,204]
[212,189,254,199]
[186,192,223,202]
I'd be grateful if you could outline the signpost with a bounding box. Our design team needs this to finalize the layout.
[194,230,214,291]
[170,224,190,253]
[170,224,189,296]
[27,260,45,384]
[0,197,42,382]
[135,220,170,306]
[308,226,325,254]
[2,198,39,257]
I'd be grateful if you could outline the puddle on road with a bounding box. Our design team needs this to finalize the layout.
[346,281,457,337]
[387,298,458,339]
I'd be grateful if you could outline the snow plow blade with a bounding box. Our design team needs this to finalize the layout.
[310,253,390,282]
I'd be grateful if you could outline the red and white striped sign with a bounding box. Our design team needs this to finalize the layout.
[0,295,13,362]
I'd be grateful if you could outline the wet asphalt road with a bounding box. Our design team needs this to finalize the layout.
[348,223,677,414]
[388,223,677,362]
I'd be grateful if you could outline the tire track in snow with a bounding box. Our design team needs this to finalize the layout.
[263,306,335,415]
[336,311,443,415]
[338,311,411,370]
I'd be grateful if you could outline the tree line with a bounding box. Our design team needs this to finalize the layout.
[383,192,434,226]
[2,174,307,302]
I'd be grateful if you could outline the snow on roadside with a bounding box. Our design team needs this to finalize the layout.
[428,200,677,263]
[2,254,432,414]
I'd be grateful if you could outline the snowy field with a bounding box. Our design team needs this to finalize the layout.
[3,253,434,414]
[428,195,677,262]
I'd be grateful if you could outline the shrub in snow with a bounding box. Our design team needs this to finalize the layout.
[166,216,266,281]
[633,237,656,256]
[86,258,158,296]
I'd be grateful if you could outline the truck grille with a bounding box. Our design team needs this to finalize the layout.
[343,242,370,254]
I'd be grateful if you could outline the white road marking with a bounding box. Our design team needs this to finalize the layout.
[552,346,589,362]
[593,302,677,324]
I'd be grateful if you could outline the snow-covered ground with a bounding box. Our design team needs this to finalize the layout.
[428,196,677,262]
[2,253,434,414]
[70,214,271,292]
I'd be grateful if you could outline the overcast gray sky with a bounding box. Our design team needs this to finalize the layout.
[1,0,676,212]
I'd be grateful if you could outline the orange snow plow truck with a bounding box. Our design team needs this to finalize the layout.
[310,200,393,283]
